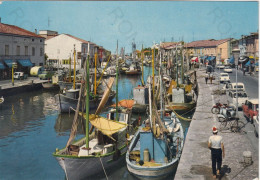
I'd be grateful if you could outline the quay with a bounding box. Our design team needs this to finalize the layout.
[0,77,48,96]
[175,68,259,179]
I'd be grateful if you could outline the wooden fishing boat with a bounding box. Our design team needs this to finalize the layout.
[42,81,59,90]
[125,62,142,75]
[126,83,184,179]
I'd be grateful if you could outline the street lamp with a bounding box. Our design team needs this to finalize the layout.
[12,62,17,86]
[232,49,240,119]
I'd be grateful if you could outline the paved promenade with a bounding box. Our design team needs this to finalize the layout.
[175,68,259,180]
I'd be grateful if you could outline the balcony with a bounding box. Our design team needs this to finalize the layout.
[0,55,31,60]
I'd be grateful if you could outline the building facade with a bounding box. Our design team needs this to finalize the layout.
[43,32,109,70]
[0,22,45,80]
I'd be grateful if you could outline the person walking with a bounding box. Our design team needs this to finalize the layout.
[205,73,208,84]
[208,127,225,178]
[209,73,213,84]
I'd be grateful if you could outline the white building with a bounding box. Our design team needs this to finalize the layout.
[0,21,45,80]
[43,33,98,70]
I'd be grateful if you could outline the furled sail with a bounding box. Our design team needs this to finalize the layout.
[95,77,115,115]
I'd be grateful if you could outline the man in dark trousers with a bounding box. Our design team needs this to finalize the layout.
[208,127,225,178]
[205,73,208,84]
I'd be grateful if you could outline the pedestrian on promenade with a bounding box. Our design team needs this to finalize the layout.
[205,74,208,84]
[208,127,225,179]
[209,73,213,84]
[243,67,246,76]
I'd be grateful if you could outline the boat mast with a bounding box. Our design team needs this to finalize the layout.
[152,48,155,95]
[85,43,90,148]
[181,42,184,84]
[69,53,72,83]
[175,45,179,86]
[141,44,144,86]
[73,44,76,90]
[94,49,97,95]
[116,40,119,121]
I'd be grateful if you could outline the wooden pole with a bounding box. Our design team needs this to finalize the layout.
[73,45,76,90]
[94,52,97,95]
[86,43,90,148]
[152,48,155,95]
[116,40,119,121]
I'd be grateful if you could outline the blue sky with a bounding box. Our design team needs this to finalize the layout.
[0,1,258,53]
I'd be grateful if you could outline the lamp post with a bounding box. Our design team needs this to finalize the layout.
[232,49,240,119]
[12,62,17,86]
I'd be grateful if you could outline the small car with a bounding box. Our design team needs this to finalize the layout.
[14,72,28,80]
[242,99,259,123]
[228,91,248,110]
[219,73,230,83]
[216,64,225,69]
[224,66,232,73]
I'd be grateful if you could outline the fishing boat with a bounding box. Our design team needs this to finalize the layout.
[54,42,139,180]
[126,84,184,179]
[0,96,4,104]
[42,81,59,90]
[125,62,142,75]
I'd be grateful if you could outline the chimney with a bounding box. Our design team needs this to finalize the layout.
[35,29,37,34]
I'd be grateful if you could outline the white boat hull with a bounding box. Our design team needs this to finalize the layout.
[55,146,127,180]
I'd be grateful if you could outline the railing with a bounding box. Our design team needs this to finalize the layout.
[0,55,31,60]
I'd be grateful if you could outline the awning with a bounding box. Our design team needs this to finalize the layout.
[17,59,33,67]
[245,61,251,66]
[0,62,6,69]
[202,56,208,60]
[4,59,14,68]
[255,62,258,66]
[208,56,216,61]
[239,56,248,63]
[229,56,234,64]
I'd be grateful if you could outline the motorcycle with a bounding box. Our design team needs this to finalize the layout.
[217,105,237,122]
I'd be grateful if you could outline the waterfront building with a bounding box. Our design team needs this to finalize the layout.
[0,20,45,80]
[185,38,232,65]
[42,32,109,70]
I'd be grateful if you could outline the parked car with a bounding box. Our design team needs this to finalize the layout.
[253,115,259,137]
[221,82,245,94]
[228,91,248,110]
[224,66,232,73]
[14,72,28,80]
[242,99,259,123]
[38,70,55,80]
[219,73,230,83]
[216,64,225,69]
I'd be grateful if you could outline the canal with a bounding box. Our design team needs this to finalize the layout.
[0,66,191,180]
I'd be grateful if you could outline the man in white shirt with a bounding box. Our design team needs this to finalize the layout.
[208,127,225,178]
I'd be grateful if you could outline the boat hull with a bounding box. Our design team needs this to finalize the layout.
[55,146,127,180]
[165,101,196,114]
[126,160,178,180]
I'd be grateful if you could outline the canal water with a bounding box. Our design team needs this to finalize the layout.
[0,66,191,180]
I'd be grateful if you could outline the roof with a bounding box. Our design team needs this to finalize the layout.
[65,34,89,44]
[160,42,178,48]
[185,38,231,48]
[0,23,43,38]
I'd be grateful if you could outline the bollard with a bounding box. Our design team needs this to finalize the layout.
[243,151,252,166]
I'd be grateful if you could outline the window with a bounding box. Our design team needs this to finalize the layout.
[32,38,34,42]
[40,39,42,42]
[5,45,9,56]
[39,63,43,66]
[62,59,70,64]
[220,48,222,54]
[40,48,43,56]
[16,46,20,56]
[32,47,35,56]
[25,46,28,56]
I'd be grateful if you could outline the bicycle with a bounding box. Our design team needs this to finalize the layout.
[218,117,246,133]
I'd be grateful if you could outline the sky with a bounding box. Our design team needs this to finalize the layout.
[0,1,258,53]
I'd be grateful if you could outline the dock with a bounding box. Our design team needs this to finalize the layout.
[175,68,258,179]
[0,77,48,96]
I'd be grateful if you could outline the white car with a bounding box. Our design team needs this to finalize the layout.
[219,73,230,83]
[228,91,249,109]
[224,66,232,73]
[216,64,225,69]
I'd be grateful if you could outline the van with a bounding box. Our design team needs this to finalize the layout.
[14,72,28,80]
[222,82,245,94]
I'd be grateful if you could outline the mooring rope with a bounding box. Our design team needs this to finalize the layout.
[99,156,109,180]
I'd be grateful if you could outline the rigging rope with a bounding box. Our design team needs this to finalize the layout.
[99,156,109,180]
